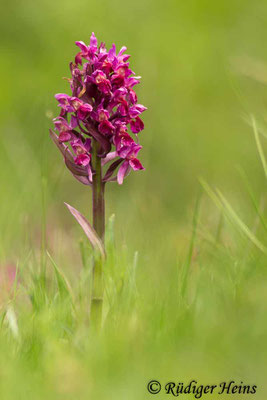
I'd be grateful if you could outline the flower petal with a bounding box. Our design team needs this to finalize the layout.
[75,153,91,166]
[129,158,144,171]
[101,151,118,165]
[130,117,144,133]
[117,160,130,185]
[59,131,72,142]
[98,120,115,135]
[129,104,147,118]
[75,41,88,53]
[90,32,98,48]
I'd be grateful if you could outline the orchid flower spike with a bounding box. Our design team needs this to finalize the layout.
[50,32,146,185]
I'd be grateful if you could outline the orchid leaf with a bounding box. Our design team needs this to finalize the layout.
[65,203,105,259]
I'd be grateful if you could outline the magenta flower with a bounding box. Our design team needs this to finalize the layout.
[50,32,146,186]
[130,117,144,133]
[71,138,91,166]
[117,143,144,184]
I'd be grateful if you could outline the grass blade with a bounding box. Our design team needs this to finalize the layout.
[181,192,201,298]
[47,251,74,301]
[252,115,267,178]
[216,190,267,254]
[200,178,267,254]
[236,166,267,233]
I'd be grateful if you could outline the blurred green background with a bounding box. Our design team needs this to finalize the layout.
[1,0,267,249]
[1,0,267,399]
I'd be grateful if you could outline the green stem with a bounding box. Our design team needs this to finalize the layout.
[91,139,105,329]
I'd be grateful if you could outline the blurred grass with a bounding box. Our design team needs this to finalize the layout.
[1,0,267,398]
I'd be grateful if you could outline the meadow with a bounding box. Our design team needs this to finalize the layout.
[0,0,267,398]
